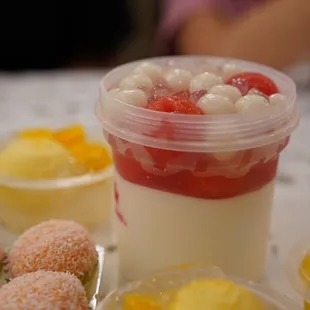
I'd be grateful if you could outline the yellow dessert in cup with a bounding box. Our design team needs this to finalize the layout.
[98,266,299,310]
[286,240,310,310]
[0,124,113,246]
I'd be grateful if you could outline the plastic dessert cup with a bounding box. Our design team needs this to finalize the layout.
[286,239,310,309]
[0,130,114,247]
[97,56,299,281]
[97,266,300,310]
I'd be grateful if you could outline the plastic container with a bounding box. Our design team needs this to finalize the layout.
[97,56,299,281]
[286,239,310,309]
[97,266,300,310]
[0,129,114,248]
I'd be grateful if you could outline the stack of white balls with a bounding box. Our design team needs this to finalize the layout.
[108,61,286,115]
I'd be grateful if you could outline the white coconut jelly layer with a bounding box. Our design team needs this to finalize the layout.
[115,172,275,281]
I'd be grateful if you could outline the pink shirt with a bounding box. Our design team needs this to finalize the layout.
[159,0,264,53]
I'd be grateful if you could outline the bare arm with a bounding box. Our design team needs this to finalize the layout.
[177,0,310,69]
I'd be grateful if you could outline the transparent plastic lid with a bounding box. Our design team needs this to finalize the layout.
[97,56,299,152]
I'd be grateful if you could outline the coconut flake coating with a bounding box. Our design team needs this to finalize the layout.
[0,270,88,310]
[8,219,98,279]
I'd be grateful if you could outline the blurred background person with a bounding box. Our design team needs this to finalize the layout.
[0,0,159,71]
[3,0,310,74]
[159,0,310,69]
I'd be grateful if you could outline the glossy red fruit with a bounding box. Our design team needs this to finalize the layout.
[226,72,279,96]
[147,96,203,115]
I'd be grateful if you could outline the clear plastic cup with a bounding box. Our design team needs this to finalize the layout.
[97,266,300,310]
[286,239,310,309]
[0,128,114,248]
[96,56,299,281]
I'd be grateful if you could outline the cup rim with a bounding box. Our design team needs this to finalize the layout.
[99,266,300,310]
[0,166,113,190]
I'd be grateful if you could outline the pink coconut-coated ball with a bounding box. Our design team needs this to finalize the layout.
[8,219,98,279]
[0,270,88,310]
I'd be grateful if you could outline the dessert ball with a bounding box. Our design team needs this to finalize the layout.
[0,137,85,179]
[0,270,88,310]
[7,219,98,279]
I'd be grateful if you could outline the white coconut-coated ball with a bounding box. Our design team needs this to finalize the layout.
[209,85,242,103]
[108,88,148,108]
[197,93,236,115]
[134,62,163,81]
[163,68,192,92]
[119,73,153,90]
[222,63,242,80]
[189,72,223,93]
[235,94,269,113]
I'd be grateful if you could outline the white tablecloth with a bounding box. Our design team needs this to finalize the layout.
[1,70,309,302]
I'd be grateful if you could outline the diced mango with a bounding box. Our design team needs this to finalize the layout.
[70,142,112,171]
[19,128,53,140]
[53,124,86,147]
[123,295,163,310]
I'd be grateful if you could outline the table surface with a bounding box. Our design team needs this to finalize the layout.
[0,70,309,303]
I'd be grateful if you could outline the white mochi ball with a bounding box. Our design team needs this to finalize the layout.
[235,94,269,113]
[222,63,242,80]
[197,93,236,115]
[209,85,242,103]
[108,88,148,108]
[189,72,223,93]
[134,62,163,81]
[269,93,286,106]
[163,68,192,92]
[120,73,152,90]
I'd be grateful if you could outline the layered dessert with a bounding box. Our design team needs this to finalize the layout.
[100,267,299,310]
[0,124,113,246]
[98,57,298,281]
[0,270,89,310]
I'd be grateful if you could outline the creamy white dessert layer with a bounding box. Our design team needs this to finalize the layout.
[115,173,275,281]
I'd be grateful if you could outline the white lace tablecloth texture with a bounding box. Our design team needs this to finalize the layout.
[0,71,310,302]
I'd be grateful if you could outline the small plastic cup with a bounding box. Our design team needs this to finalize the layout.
[97,56,299,281]
[286,240,310,309]
[97,266,300,310]
[0,128,114,248]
